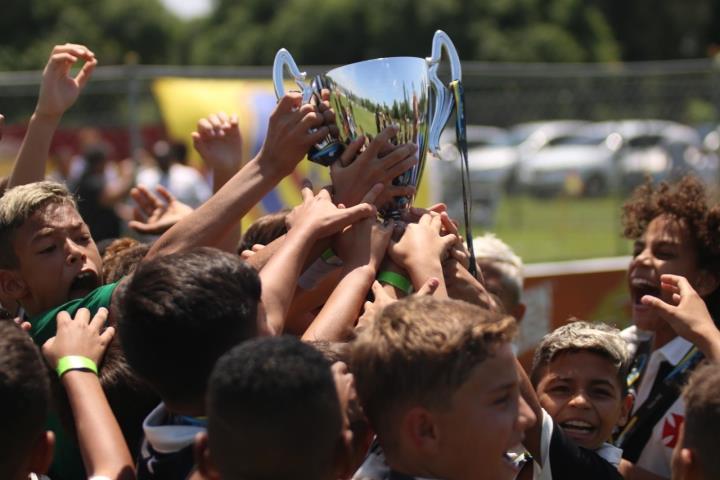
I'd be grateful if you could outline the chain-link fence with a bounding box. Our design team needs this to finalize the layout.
[2,59,719,261]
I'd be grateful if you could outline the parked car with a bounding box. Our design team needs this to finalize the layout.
[435,120,587,224]
[517,120,717,197]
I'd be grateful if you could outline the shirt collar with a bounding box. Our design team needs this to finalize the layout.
[653,335,693,366]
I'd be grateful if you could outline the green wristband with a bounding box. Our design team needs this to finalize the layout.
[377,271,413,295]
[56,356,98,378]
[321,248,343,266]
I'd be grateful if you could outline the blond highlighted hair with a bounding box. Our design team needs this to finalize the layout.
[0,181,76,268]
[530,320,630,392]
[473,233,524,306]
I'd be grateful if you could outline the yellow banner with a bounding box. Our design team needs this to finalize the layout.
[152,77,431,230]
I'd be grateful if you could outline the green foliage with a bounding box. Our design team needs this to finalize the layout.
[0,0,183,70]
[3,0,720,71]
[189,0,621,65]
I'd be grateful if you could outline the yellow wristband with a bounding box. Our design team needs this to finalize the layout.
[377,271,413,295]
[56,356,98,378]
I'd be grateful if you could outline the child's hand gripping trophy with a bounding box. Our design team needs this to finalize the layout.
[330,126,418,209]
[257,92,332,180]
[387,212,458,297]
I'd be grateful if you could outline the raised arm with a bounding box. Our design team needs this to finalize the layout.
[9,44,96,188]
[330,126,418,209]
[387,212,457,297]
[260,185,379,335]
[641,273,720,361]
[42,308,134,480]
[147,93,328,259]
[302,216,393,341]
[192,111,244,251]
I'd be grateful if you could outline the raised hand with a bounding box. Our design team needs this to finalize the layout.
[356,277,439,331]
[42,308,114,369]
[641,274,720,359]
[128,184,194,235]
[192,111,243,174]
[388,212,458,270]
[356,281,397,331]
[333,217,394,272]
[331,126,418,208]
[286,182,381,241]
[444,258,499,311]
[36,44,97,118]
[257,92,330,180]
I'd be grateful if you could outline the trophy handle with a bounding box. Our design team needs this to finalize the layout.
[272,48,313,103]
[426,30,462,154]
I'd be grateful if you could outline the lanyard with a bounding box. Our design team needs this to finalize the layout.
[615,345,703,460]
[450,80,480,281]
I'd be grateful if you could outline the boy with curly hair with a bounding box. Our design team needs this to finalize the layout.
[618,175,720,478]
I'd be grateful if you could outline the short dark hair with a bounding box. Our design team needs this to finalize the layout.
[101,238,150,284]
[116,247,261,404]
[682,362,720,479]
[207,336,342,480]
[0,322,50,478]
[238,210,289,253]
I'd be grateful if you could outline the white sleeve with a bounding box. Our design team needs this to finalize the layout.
[532,408,555,480]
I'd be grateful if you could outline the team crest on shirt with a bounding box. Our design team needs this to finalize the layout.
[662,413,684,448]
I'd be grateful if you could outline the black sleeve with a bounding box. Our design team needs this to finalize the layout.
[548,424,624,480]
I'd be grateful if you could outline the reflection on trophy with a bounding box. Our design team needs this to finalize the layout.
[273,30,462,219]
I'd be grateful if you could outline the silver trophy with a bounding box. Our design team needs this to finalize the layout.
[273,30,462,218]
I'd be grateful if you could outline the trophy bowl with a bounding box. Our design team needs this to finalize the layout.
[273,30,461,218]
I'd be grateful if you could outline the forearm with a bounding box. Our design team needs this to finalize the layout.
[406,261,447,298]
[285,267,343,335]
[148,158,281,259]
[246,234,330,272]
[62,370,135,480]
[695,327,720,361]
[302,265,375,341]
[260,227,315,334]
[516,358,543,463]
[9,113,60,188]
[214,166,242,253]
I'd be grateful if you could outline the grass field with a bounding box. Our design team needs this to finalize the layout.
[487,194,633,263]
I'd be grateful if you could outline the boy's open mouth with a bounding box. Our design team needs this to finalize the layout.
[629,277,660,305]
[502,445,527,473]
[560,419,598,444]
[560,419,595,432]
[68,271,100,299]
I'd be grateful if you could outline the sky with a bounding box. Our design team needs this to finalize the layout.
[159,0,212,19]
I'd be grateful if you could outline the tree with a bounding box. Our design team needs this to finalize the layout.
[0,0,184,70]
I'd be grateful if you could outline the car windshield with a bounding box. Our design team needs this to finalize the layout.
[507,128,535,146]
[469,135,514,148]
[627,135,662,148]
[547,134,606,146]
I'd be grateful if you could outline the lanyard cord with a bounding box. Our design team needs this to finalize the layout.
[450,80,480,282]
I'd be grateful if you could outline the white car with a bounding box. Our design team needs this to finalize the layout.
[518,120,715,197]
[435,121,587,224]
